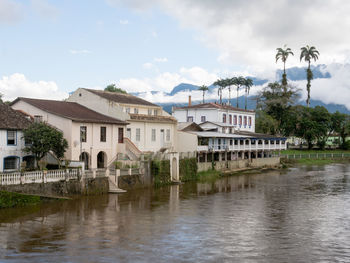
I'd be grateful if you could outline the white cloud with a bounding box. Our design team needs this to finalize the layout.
[119,19,129,25]
[108,0,350,74]
[69,49,91,55]
[0,0,22,24]
[154,57,168,63]
[0,73,68,101]
[142,62,154,69]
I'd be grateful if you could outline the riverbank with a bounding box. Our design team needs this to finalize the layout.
[0,191,42,209]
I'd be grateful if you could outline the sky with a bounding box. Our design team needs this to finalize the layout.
[1,0,350,108]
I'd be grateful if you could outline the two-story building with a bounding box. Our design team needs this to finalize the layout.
[0,103,33,172]
[11,98,128,169]
[173,102,286,171]
[67,88,178,155]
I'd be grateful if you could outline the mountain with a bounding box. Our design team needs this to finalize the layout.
[276,65,331,81]
[169,83,202,96]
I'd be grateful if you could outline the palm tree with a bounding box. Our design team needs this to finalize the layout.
[198,85,209,104]
[300,45,320,107]
[276,45,294,86]
[231,76,245,108]
[213,79,226,104]
[226,78,234,105]
[244,78,254,110]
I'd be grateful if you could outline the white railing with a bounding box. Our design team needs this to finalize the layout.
[197,145,209,151]
[208,142,287,152]
[0,169,81,186]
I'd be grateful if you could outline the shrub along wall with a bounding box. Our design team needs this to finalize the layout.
[151,160,171,187]
[179,158,198,182]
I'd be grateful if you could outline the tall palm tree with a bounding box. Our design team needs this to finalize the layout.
[300,45,320,107]
[276,45,294,87]
[213,79,226,104]
[226,78,234,105]
[198,85,209,104]
[244,78,254,110]
[232,76,245,108]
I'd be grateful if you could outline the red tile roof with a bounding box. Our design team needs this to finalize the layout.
[174,102,255,113]
[0,103,32,129]
[11,98,128,125]
[86,89,160,107]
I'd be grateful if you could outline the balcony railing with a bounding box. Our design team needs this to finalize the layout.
[201,142,286,152]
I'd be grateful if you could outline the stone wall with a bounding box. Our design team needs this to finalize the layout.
[0,177,109,197]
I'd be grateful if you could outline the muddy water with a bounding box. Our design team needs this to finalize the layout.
[1,164,350,262]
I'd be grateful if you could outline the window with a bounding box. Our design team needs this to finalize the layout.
[4,156,19,170]
[154,109,158,116]
[244,116,247,126]
[229,128,232,134]
[239,116,242,125]
[80,126,87,142]
[234,115,237,125]
[187,116,194,122]
[34,115,43,123]
[7,130,16,145]
[127,128,131,139]
[201,116,206,122]
[134,108,139,114]
[229,114,232,124]
[100,127,106,142]
[248,116,252,126]
[222,128,225,133]
[151,129,156,141]
[136,128,140,141]
[118,128,124,143]
[125,108,130,113]
[148,109,153,115]
[166,129,170,141]
[223,113,227,123]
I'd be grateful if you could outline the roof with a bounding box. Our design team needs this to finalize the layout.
[85,89,160,107]
[0,103,32,130]
[174,102,255,113]
[200,121,233,128]
[178,122,203,132]
[129,113,177,123]
[11,98,128,125]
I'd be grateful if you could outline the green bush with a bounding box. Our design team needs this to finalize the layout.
[115,161,123,169]
[0,191,41,209]
[179,158,198,182]
[151,160,171,187]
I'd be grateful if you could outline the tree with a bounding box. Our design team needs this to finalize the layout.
[23,123,68,169]
[276,45,294,86]
[256,82,300,135]
[213,79,227,104]
[104,84,127,94]
[255,110,279,135]
[331,111,350,149]
[231,76,245,108]
[0,93,3,103]
[300,45,320,107]
[243,78,253,110]
[198,85,209,104]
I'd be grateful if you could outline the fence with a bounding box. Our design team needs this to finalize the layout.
[281,153,350,159]
[0,169,81,186]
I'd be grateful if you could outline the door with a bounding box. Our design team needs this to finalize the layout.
[118,128,124,143]
[160,129,164,147]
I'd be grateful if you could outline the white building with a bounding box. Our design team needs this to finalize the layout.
[67,88,178,155]
[11,98,128,169]
[0,103,33,172]
[173,102,255,133]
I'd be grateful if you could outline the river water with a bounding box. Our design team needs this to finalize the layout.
[1,164,350,262]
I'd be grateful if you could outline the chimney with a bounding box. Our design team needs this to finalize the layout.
[188,95,192,106]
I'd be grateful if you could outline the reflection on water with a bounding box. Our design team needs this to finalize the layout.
[1,164,350,262]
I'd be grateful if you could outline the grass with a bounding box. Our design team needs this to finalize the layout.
[197,169,222,182]
[0,191,42,209]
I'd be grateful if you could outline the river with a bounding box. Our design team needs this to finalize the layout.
[1,164,350,262]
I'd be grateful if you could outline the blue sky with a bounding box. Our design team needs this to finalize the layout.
[1,0,350,109]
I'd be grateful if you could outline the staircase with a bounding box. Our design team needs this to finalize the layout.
[124,137,142,161]
[108,174,126,194]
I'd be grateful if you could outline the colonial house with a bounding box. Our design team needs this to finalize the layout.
[11,98,128,169]
[0,103,33,172]
[67,88,178,155]
[173,102,286,171]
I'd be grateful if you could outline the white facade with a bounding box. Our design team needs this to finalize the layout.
[68,88,178,152]
[11,100,126,169]
[172,105,255,133]
[0,129,32,172]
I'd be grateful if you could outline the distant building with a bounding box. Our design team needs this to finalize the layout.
[0,103,33,172]
[11,98,128,169]
[67,88,178,155]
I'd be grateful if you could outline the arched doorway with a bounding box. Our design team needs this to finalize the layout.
[97,151,107,169]
[79,152,89,169]
[23,155,35,170]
